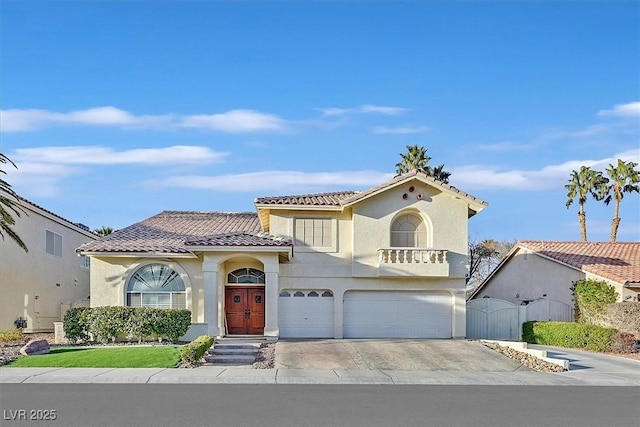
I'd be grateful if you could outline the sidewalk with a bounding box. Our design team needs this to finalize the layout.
[2,365,639,385]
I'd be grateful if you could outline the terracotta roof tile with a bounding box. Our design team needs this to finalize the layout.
[186,232,292,247]
[518,241,640,285]
[77,211,261,254]
[255,191,358,206]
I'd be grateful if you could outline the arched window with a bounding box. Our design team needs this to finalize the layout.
[391,213,427,247]
[227,268,265,284]
[126,264,186,309]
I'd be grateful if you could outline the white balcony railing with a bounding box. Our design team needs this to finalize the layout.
[378,248,448,265]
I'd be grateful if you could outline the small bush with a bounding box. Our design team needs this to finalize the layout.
[603,302,640,339]
[152,309,192,343]
[523,321,618,352]
[63,307,91,343]
[180,335,214,366]
[0,329,24,343]
[609,332,637,354]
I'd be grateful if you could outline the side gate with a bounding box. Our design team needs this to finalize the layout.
[525,298,573,322]
[466,298,520,341]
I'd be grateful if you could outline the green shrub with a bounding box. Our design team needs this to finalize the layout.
[63,307,91,343]
[151,309,192,343]
[62,306,191,344]
[603,302,640,339]
[523,321,618,352]
[572,279,618,324]
[180,335,214,366]
[0,329,24,343]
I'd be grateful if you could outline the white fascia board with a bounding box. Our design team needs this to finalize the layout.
[20,200,97,239]
[188,245,292,256]
[254,204,342,212]
[78,251,198,259]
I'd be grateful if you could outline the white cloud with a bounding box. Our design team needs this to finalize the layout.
[472,141,536,152]
[451,148,640,191]
[598,101,640,117]
[5,162,82,198]
[0,106,288,133]
[318,104,407,117]
[11,145,227,165]
[153,170,393,192]
[372,126,430,134]
[180,109,287,133]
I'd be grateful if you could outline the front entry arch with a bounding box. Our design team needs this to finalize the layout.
[225,286,265,335]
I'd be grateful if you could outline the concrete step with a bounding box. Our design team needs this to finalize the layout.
[205,354,256,364]
[213,343,262,350]
[210,347,259,356]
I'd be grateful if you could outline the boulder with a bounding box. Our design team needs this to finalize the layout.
[19,339,50,356]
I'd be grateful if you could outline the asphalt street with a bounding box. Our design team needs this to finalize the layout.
[1,384,638,427]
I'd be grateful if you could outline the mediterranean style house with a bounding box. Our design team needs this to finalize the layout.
[77,170,487,340]
[0,192,97,332]
[469,241,640,305]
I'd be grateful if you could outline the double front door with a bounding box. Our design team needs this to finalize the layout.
[225,287,265,335]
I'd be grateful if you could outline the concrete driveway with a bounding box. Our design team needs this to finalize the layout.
[275,339,529,371]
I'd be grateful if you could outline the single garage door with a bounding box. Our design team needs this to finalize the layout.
[279,290,334,338]
[343,291,452,338]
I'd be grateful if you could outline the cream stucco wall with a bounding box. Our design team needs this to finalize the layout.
[0,200,95,332]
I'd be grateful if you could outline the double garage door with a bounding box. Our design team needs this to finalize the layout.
[279,290,452,339]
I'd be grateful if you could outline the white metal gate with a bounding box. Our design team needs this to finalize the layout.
[525,298,573,322]
[466,298,520,340]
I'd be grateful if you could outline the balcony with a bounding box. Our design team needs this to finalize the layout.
[376,248,450,277]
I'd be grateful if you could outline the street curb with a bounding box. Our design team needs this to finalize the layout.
[481,340,571,370]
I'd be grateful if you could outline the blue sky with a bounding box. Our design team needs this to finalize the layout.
[1,1,639,242]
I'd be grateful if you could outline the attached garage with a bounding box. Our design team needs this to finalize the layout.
[279,290,334,338]
[343,291,453,338]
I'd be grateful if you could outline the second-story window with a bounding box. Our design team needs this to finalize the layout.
[46,230,63,257]
[295,218,332,248]
[391,214,427,247]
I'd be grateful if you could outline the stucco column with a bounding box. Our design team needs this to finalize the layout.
[264,270,279,337]
[333,289,344,338]
[452,289,466,338]
[203,257,220,337]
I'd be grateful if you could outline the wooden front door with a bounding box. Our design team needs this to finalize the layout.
[225,287,265,335]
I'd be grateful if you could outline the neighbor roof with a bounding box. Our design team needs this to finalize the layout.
[469,241,640,300]
[516,241,640,286]
[77,211,267,254]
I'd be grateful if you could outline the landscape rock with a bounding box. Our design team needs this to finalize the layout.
[19,339,51,356]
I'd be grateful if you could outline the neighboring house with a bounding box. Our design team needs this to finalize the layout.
[468,241,640,306]
[77,171,487,340]
[0,192,97,332]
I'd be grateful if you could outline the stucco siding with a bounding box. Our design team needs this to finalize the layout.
[474,249,584,306]
[0,202,95,331]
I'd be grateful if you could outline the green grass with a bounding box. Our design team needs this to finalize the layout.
[7,346,181,368]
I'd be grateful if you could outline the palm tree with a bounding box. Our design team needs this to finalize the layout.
[0,153,28,252]
[602,159,640,242]
[94,225,115,237]
[565,166,608,242]
[395,144,451,183]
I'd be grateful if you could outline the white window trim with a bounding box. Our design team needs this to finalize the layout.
[289,216,338,253]
[80,254,90,269]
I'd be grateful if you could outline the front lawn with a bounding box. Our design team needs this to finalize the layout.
[7,346,181,368]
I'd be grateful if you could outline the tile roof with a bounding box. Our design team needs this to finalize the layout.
[518,241,640,285]
[186,232,292,247]
[254,191,358,206]
[77,211,262,254]
[253,170,487,210]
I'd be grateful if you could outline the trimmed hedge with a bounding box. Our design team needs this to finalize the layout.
[523,321,618,352]
[180,335,214,366]
[604,302,640,339]
[63,306,191,344]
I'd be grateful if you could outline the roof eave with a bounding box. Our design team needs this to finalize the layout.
[187,245,293,259]
[77,251,198,259]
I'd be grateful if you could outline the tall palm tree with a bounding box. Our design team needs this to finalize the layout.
[395,144,451,183]
[602,159,640,242]
[0,153,28,252]
[565,166,608,242]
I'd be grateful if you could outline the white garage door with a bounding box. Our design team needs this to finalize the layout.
[279,290,334,338]
[343,291,452,338]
